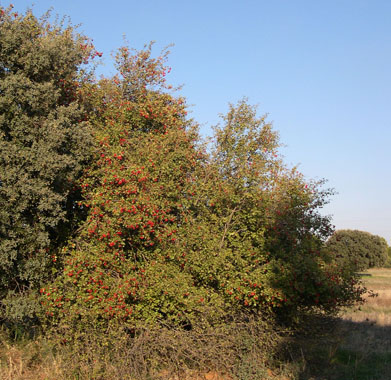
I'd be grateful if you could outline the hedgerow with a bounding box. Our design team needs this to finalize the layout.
[0,6,366,347]
[40,45,365,337]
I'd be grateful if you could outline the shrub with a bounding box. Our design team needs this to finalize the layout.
[326,230,389,270]
[0,315,293,380]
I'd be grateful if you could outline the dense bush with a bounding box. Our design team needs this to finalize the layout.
[41,46,365,336]
[326,230,389,270]
[0,6,366,344]
[0,5,96,325]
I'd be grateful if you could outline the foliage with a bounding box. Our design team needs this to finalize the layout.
[40,44,206,332]
[0,6,373,379]
[0,5,97,324]
[386,246,391,267]
[40,43,365,336]
[203,100,364,321]
[325,230,389,270]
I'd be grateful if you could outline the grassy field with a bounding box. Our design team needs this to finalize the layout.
[293,268,391,380]
[343,269,391,325]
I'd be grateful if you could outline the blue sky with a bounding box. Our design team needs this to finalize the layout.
[6,0,391,242]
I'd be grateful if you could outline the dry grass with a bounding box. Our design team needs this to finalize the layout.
[0,338,65,380]
[342,268,391,326]
[290,268,391,380]
[0,316,295,380]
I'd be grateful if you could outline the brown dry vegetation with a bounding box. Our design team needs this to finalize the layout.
[0,316,296,380]
[290,268,391,380]
[342,269,391,325]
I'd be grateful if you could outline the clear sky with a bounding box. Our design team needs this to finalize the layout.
[6,0,391,243]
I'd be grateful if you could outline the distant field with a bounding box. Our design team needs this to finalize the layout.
[296,268,391,380]
[342,268,391,325]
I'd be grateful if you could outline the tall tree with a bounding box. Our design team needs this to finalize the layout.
[0,5,95,322]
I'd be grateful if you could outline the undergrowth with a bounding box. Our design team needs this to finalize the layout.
[0,315,297,380]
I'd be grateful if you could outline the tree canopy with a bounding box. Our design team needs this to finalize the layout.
[0,5,96,323]
[326,229,389,270]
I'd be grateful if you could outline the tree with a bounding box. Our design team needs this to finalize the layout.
[326,230,389,270]
[202,100,362,319]
[0,5,95,324]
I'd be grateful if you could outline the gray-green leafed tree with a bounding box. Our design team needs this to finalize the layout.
[0,5,94,323]
[326,230,389,270]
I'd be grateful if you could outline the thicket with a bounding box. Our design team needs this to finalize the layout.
[0,5,368,379]
[40,47,364,337]
[325,229,389,270]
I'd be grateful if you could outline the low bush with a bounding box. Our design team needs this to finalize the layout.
[0,316,296,380]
